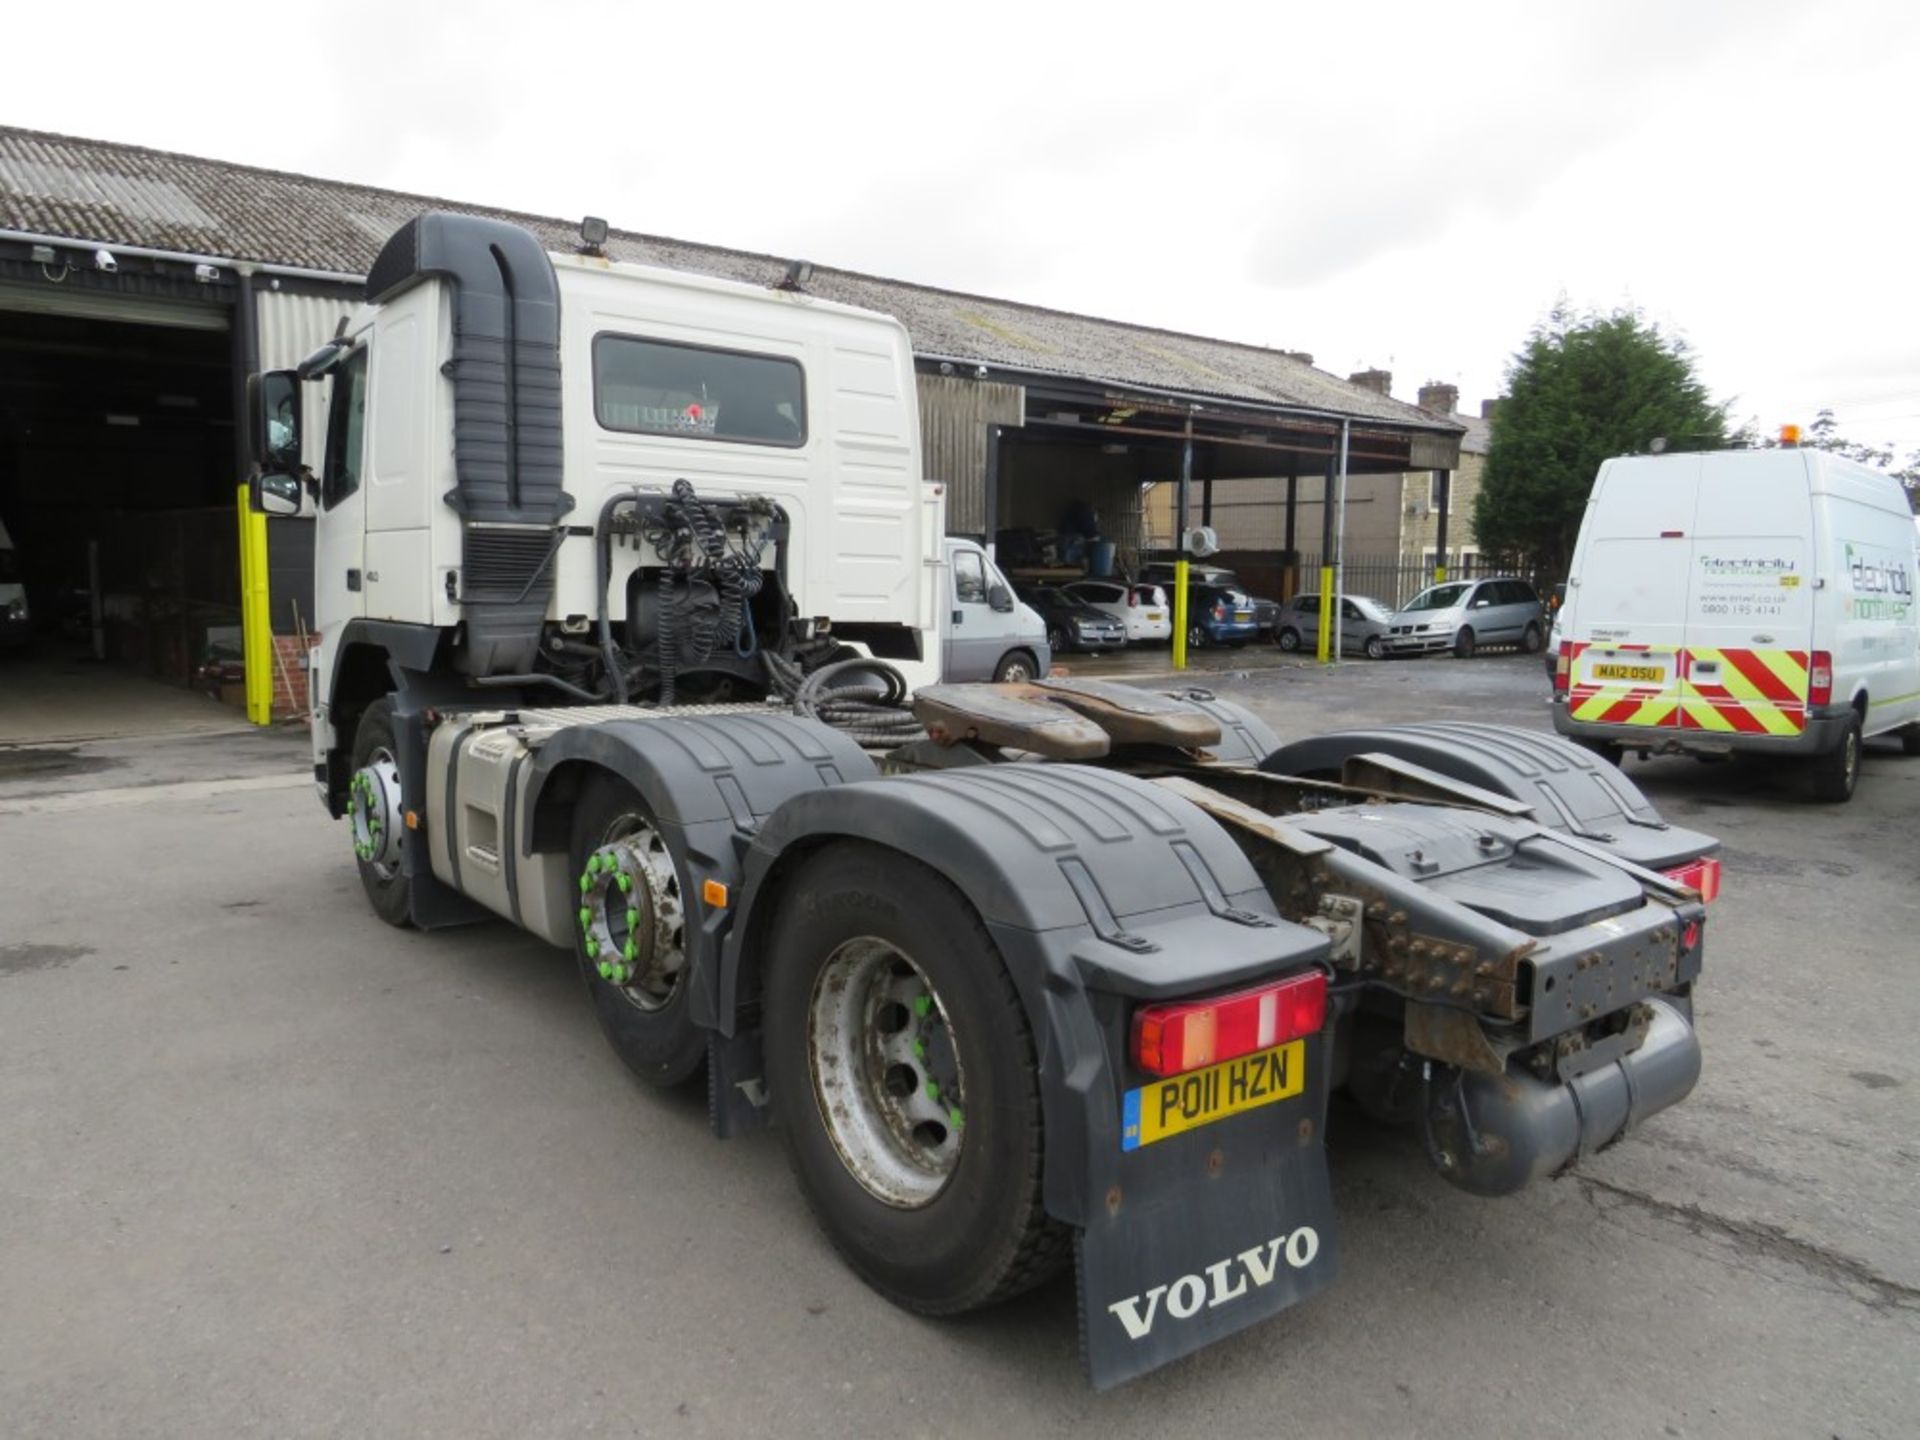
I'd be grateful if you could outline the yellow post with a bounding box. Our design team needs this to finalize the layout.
[1171,556,1190,670]
[1434,561,1448,583]
[1315,564,1335,663]
[236,483,273,725]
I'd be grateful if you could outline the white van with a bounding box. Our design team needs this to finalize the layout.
[1552,447,1920,800]
[941,536,1050,682]
[0,517,28,650]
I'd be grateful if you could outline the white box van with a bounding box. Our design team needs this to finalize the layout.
[1552,448,1920,800]
[941,536,1051,682]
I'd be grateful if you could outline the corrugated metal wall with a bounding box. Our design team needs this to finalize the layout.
[915,374,1025,534]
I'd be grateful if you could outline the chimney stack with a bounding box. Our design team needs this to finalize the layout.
[1281,350,1315,366]
[1347,368,1392,396]
[1417,382,1459,416]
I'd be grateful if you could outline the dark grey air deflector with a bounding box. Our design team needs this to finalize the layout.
[367,212,573,675]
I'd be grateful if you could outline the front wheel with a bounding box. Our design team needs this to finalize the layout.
[1521,622,1543,654]
[992,650,1038,683]
[570,777,707,1085]
[1276,627,1301,652]
[1453,627,1477,659]
[1364,635,1385,660]
[348,697,412,927]
[1807,713,1862,803]
[764,842,1067,1314]
[1187,625,1208,650]
[1046,626,1069,655]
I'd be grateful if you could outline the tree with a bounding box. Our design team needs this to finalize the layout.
[1474,305,1728,576]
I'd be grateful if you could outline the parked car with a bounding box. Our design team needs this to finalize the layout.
[0,518,28,651]
[1273,593,1393,659]
[1016,584,1128,653]
[1138,563,1267,648]
[1063,579,1171,643]
[1387,577,1545,658]
[1543,581,1567,677]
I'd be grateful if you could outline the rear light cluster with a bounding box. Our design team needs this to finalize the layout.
[1809,651,1833,706]
[1131,971,1328,1078]
[1663,855,1723,905]
[1212,601,1227,620]
[1553,640,1573,695]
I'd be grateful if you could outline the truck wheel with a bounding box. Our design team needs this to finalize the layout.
[1521,622,1543,654]
[763,841,1068,1314]
[1806,713,1862,803]
[570,778,707,1085]
[1453,627,1476,659]
[992,650,1038,683]
[348,696,412,927]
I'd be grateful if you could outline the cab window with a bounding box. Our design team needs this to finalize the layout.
[953,549,988,603]
[321,348,369,510]
[594,335,806,446]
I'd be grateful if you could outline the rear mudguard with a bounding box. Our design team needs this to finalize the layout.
[521,712,876,1029]
[1260,721,1716,871]
[729,763,1340,1388]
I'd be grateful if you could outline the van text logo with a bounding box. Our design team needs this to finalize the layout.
[1106,1228,1320,1341]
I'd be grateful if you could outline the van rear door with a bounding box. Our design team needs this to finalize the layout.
[1679,452,1816,738]
[1565,457,1694,731]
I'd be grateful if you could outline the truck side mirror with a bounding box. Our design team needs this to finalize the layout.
[988,583,1014,613]
[248,370,303,477]
[251,471,303,517]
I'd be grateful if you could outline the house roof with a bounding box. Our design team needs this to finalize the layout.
[0,125,1460,438]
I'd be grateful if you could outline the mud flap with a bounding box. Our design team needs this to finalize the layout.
[1074,1125,1338,1389]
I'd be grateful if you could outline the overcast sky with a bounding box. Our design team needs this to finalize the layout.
[11,0,1920,453]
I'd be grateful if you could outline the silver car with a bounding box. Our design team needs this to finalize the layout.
[1386,577,1546,658]
[1273,593,1392,659]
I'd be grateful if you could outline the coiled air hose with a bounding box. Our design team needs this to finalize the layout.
[764,650,926,750]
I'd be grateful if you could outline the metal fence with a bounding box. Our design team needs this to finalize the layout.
[1293,552,1510,609]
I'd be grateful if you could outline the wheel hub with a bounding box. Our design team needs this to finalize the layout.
[347,755,403,872]
[577,824,685,1008]
[808,939,965,1209]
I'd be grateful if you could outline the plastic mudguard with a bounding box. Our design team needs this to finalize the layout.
[1259,721,1716,871]
[522,712,877,1030]
[732,763,1339,1388]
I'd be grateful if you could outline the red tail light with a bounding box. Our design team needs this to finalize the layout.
[1663,855,1722,904]
[1132,971,1328,1078]
[1128,590,1139,608]
[1553,640,1573,695]
[1808,651,1833,706]
[1212,601,1227,620]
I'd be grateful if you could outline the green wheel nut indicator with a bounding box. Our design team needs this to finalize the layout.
[924,1080,940,1100]
[913,995,932,1018]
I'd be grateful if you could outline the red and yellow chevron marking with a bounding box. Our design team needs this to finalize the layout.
[1567,643,1679,727]
[1679,648,1809,736]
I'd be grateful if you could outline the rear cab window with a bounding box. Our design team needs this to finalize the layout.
[593,335,806,446]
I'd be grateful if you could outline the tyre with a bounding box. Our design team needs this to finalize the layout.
[1521,622,1543,654]
[569,777,707,1085]
[348,696,412,927]
[1364,635,1385,660]
[764,842,1067,1314]
[1903,725,1920,757]
[1806,712,1862,803]
[1187,625,1208,650]
[1046,626,1068,655]
[992,650,1038,683]
[1276,626,1301,652]
[1453,627,1477,659]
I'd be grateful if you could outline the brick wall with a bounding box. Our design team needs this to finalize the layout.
[269,634,317,720]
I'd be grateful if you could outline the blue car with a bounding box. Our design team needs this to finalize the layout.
[1185,581,1261,648]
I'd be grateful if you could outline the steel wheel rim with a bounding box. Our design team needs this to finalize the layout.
[807,937,966,1209]
[579,814,686,1011]
[1003,658,1032,682]
[349,747,404,880]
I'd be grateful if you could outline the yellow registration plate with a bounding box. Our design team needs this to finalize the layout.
[1121,1041,1306,1151]
[1145,611,1163,621]
[1592,663,1664,683]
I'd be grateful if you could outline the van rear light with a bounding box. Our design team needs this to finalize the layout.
[1132,971,1328,1078]
[1809,651,1833,706]
[1663,855,1722,904]
[1553,641,1573,695]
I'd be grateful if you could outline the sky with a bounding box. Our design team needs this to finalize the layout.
[9,0,1920,454]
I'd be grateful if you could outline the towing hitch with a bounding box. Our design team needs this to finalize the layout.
[1424,997,1701,1195]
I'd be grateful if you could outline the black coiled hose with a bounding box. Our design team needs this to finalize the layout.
[642,479,770,705]
[764,650,926,750]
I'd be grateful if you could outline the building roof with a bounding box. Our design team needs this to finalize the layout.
[0,126,1459,437]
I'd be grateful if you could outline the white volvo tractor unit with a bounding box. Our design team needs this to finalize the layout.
[249,213,1722,1388]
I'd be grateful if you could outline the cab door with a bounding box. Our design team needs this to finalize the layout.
[942,545,998,680]
[313,344,370,646]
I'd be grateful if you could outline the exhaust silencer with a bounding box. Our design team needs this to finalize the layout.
[1426,998,1701,1197]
